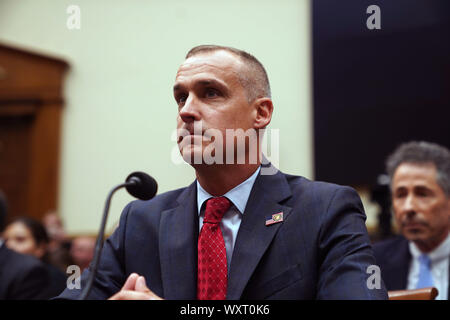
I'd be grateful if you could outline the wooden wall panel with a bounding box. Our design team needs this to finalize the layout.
[0,43,68,223]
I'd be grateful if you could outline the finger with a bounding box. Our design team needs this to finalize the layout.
[109,290,158,300]
[122,273,139,291]
[135,276,150,292]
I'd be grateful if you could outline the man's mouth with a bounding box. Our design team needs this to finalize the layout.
[177,125,207,143]
[177,133,204,145]
[402,221,427,230]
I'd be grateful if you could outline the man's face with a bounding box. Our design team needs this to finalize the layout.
[174,50,257,165]
[70,237,95,269]
[392,163,450,250]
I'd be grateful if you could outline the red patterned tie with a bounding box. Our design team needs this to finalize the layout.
[197,196,231,300]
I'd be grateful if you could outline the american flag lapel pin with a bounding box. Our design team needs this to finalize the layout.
[265,212,284,226]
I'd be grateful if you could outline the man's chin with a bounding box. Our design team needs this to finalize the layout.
[180,147,204,165]
[402,228,428,242]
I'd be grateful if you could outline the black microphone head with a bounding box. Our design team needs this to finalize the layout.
[125,172,158,200]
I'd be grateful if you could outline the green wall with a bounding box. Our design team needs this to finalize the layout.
[0,0,313,234]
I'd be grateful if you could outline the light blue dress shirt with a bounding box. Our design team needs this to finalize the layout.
[408,233,450,300]
[197,166,261,272]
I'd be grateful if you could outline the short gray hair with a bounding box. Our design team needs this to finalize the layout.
[386,141,450,196]
[185,45,271,103]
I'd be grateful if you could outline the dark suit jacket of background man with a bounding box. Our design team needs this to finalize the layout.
[57,164,388,299]
[373,235,450,299]
[0,244,51,299]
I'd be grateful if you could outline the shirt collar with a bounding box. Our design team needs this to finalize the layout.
[409,233,450,263]
[197,166,261,215]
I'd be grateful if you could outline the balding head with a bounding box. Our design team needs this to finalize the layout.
[185,45,271,103]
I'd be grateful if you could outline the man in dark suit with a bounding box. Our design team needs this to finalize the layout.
[0,244,53,300]
[0,191,52,299]
[373,142,450,300]
[57,45,387,300]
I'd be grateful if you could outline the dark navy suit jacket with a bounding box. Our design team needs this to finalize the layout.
[373,235,449,299]
[57,166,387,300]
[0,245,51,299]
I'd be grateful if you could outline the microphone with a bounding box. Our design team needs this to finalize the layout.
[125,171,158,200]
[78,172,158,300]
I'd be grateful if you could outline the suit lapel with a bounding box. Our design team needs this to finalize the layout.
[383,237,411,290]
[159,182,198,299]
[227,166,292,300]
[396,238,411,290]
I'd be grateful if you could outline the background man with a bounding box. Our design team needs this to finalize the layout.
[57,45,387,300]
[373,141,450,300]
[70,235,96,272]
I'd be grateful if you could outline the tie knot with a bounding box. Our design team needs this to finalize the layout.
[419,254,432,268]
[204,197,231,224]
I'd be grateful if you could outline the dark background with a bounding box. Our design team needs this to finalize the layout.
[313,0,450,187]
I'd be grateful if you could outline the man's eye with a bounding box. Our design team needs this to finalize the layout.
[394,190,407,198]
[205,88,220,98]
[176,94,187,104]
[415,189,430,197]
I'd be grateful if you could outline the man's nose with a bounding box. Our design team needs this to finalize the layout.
[179,95,200,124]
[402,194,416,214]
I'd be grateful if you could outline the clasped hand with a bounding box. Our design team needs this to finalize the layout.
[109,273,163,300]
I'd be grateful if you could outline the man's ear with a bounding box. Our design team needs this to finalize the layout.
[253,98,273,129]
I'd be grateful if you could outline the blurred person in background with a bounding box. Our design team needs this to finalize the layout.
[373,141,450,300]
[4,217,68,298]
[0,193,52,299]
[70,235,95,272]
[42,211,74,273]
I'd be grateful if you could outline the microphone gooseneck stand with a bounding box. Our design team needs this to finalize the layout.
[78,181,134,300]
[78,172,157,300]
